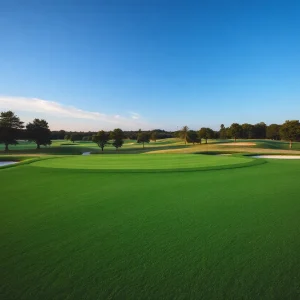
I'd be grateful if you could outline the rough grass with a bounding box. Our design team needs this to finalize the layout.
[1,159,300,299]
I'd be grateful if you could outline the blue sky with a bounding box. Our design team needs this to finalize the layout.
[0,0,299,131]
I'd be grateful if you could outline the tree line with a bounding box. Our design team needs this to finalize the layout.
[91,129,156,151]
[0,111,51,151]
[1,110,299,151]
[176,121,300,148]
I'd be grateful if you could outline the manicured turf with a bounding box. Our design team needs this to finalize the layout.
[1,156,300,299]
[30,154,256,171]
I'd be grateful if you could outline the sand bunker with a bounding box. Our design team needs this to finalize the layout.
[0,161,18,167]
[219,142,256,146]
[82,152,91,156]
[253,155,300,160]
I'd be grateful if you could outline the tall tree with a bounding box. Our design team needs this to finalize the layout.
[26,119,52,149]
[254,122,267,139]
[199,127,214,144]
[280,120,300,149]
[64,134,70,140]
[219,124,227,139]
[92,130,109,151]
[150,131,157,142]
[229,123,242,142]
[137,130,150,148]
[266,124,281,140]
[0,111,24,151]
[241,123,254,139]
[180,126,189,144]
[110,128,125,150]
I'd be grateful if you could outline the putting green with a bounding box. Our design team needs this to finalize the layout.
[30,154,260,172]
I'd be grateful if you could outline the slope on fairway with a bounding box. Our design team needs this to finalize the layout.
[30,154,257,171]
[1,159,300,299]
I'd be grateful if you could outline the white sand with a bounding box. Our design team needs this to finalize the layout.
[253,155,300,160]
[0,161,18,167]
[219,142,256,146]
[82,152,91,156]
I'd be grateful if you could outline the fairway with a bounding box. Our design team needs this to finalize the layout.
[1,156,300,299]
[30,154,257,171]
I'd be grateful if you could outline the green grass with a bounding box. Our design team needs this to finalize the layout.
[30,154,258,172]
[0,139,187,155]
[1,154,300,299]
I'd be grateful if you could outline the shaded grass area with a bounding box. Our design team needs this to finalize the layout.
[1,159,300,299]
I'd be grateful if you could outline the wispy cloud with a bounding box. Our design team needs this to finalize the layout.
[0,96,149,131]
[129,111,141,120]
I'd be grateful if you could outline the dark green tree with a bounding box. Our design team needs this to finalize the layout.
[26,119,52,149]
[137,130,150,148]
[229,123,242,142]
[187,130,199,144]
[254,122,267,139]
[266,124,281,140]
[199,127,214,144]
[241,123,254,139]
[64,134,70,140]
[92,130,109,151]
[0,111,24,151]
[110,128,125,150]
[280,120,300,149]
[70,134,80,143]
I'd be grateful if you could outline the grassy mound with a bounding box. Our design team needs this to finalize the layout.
[29,154,262,172]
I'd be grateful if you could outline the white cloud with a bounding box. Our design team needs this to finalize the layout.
[0,96,149,131]
[129,112,141,120]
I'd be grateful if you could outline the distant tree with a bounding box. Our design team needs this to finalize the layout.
[150,131,157,142]
[137,130,150,148]
[280,120,300,149]
[92,130,109,151]
[199,127,214,144]
[229,123,242,142]
[58,130,66,139]
[197,131,202,144]
[266,124,281,140]
[0,111,24,151]
[254,122,267,139]
[70,134,78,143]
[110,128,125,150]
[174,131,181,138]
[26,119,52,149]
[187,130,199,145]
[219,124,227,139]
[64,134,70,140]
[180,126,189,144]
[226,127,231,139]
[241,123,254,139]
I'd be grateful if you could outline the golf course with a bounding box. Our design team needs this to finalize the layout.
[1,139,300,299]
